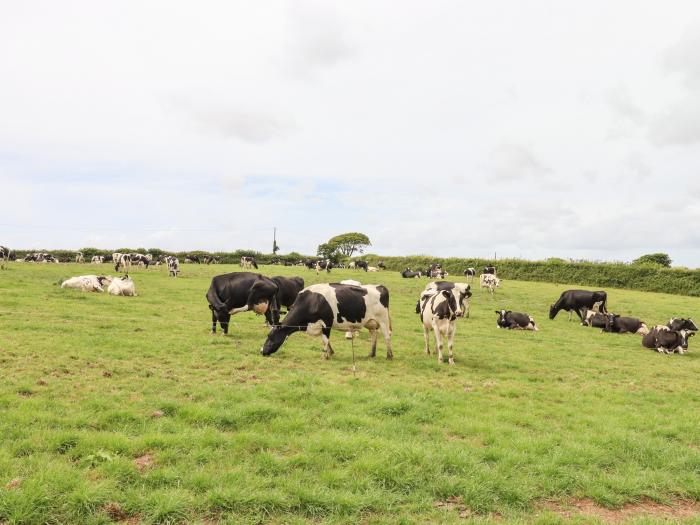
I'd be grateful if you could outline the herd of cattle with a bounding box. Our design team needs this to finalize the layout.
[2,245,695,360]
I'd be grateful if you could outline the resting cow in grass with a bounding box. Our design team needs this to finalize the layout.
[642,327,694,354]
[61,275,112,292]
[108,275,137,296]
[549,290,607,321]
[602,314,649,335]
[667,318,698,332]
[261,283,393,359]
[495,310,538,330]
[206,272,279,335]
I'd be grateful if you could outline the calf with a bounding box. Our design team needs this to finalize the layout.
[642,327,694,354]
[61,275,112,292]
[206,272,280,335]
[479,273,500,295]
[261,283,392,359]
[549,290,608,321]
[602,314,649,335]
[495,310,538,330]
[108,275,137,296]
[419,289,460,364]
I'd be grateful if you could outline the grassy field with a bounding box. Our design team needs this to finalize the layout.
[0,263,699,524]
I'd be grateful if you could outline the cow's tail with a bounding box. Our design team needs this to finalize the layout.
[206,285,227,312]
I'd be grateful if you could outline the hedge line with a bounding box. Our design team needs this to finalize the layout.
[12,248,700,297]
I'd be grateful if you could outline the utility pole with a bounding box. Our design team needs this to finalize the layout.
[272,227,279,254]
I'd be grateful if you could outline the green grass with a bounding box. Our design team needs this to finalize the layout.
[0,263,699,524]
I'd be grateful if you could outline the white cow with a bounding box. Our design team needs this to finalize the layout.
[108,275,137,296]
[480,274,501,295]
[61,275,112,292]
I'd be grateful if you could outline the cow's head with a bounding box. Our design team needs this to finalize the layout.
[548,304,557,319]
[260,326,289,356]
[495,309,508,326]
[680,330,695,351]
[669,318,699,332]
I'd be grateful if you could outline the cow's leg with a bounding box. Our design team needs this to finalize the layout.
[432,320,444,363]
[575,308,586,321]
[380,318,393,360]
[219,312,231,335]
[321,326,333,358]
[369,329,378,357]
[447,322,456,365]
[423,325,431,355]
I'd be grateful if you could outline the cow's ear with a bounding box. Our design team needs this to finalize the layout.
[494,310,500,314]
[442,290,450,297]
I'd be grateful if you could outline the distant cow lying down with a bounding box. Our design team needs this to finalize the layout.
[61,275,112,292]
[495,310,538,330]
[642,326,694,354]
[108,275,137,296]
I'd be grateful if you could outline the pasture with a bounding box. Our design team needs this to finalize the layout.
[1,263,699,524]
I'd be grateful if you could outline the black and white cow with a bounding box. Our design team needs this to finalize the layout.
[354,260,368,272]
[314,259,332,274]
[401,268,422,278]
[0,246,9,269]
[91,255,105,264]
[377,261,386,270]
[463,268,476,281]
[549,290,608,321]
[581,308,609,328]
[206,272,279,335]
[479,273,500,295]
[601,314,649,335]
[417,281,471,318]
[167,257,180,277]
[270,276,304,312]
[75,252,84,263]
[418,289,461,364]
[240,256,258,270]
[114,253,132,272]
[483,266,496,275]
[130,253,150,268]
[495,310,538,330]
[667,318,698,332]
[642,327,694,354]
[261,283,393,359]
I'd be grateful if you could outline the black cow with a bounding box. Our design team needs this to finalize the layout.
[377,261,386,270]
[642,327,694,354]
[261,283,393,359]
[206,272,279,335]
[549,290,608,321]
[483,266,496,275]
[602,314,648,334]
[355,260,368,271]
[401,268,422,278]
[495,310,538,330]
[463,268,476,280]
[667,318,698,332]
[271,276,304,312]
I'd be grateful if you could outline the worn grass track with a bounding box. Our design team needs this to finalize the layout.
[0,263,699,524]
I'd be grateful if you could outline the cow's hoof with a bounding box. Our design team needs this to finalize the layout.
[386,354,393,360]
[448,358,455,365]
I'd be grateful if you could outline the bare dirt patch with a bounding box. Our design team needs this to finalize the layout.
[542,498,700,522]
[5,477,21,490]
[133,453,155,472]
[103,502,127,521]
[435,496,472,519]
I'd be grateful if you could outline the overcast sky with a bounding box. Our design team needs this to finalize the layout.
[2,1,700,265]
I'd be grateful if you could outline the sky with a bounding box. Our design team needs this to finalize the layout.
[2,1,700,266]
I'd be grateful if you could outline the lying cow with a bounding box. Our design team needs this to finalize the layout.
[602,314,649,335]
[667,318,698,332]
[261,283,393,359]
[418,289,461,364]
[581,309,608,328]
[480,273,500,295]
[206,272,279,335]
[108,275,137,296]
[401,268,422,278]
[549,290,607,321]
[367,266,379,272]
[495,310,538,330]
[642,327,694,354]
[61,275,112,292]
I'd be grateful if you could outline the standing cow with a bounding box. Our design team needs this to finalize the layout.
[270,276,304,312]
[260,283,393,359]
[418,289,461,364]
[480,273,500,295]
[206,272,280,335]
[549,290,608,321]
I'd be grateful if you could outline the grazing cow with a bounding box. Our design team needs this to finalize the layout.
[240,256,258,269]
[483,266,496,275]
[602,314,649,335]
[417,281,471,318]
[91,255,105,264]
[61,275,112,292]
[206,272,280,335]
[130,253,150,268]
[348,262,356,270]
[667,318,698,332]
[261,283,393,359]
[314,259,332,274]
[168,257,180,277]
[549,290,608,321]
[203,255,219,264]
[75,252,84,263]
[495,310,538,330]
[355,260,368,271]
[377,261,386,270]
[463,268,476,281]
[271,276,305,312]
[401,268,422,278]
[418,289,460,364]
[642,327,694,354]
[107,275,137,296]
[0,246,9,269]
[114,253,132,272]
[479,273,500,295]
